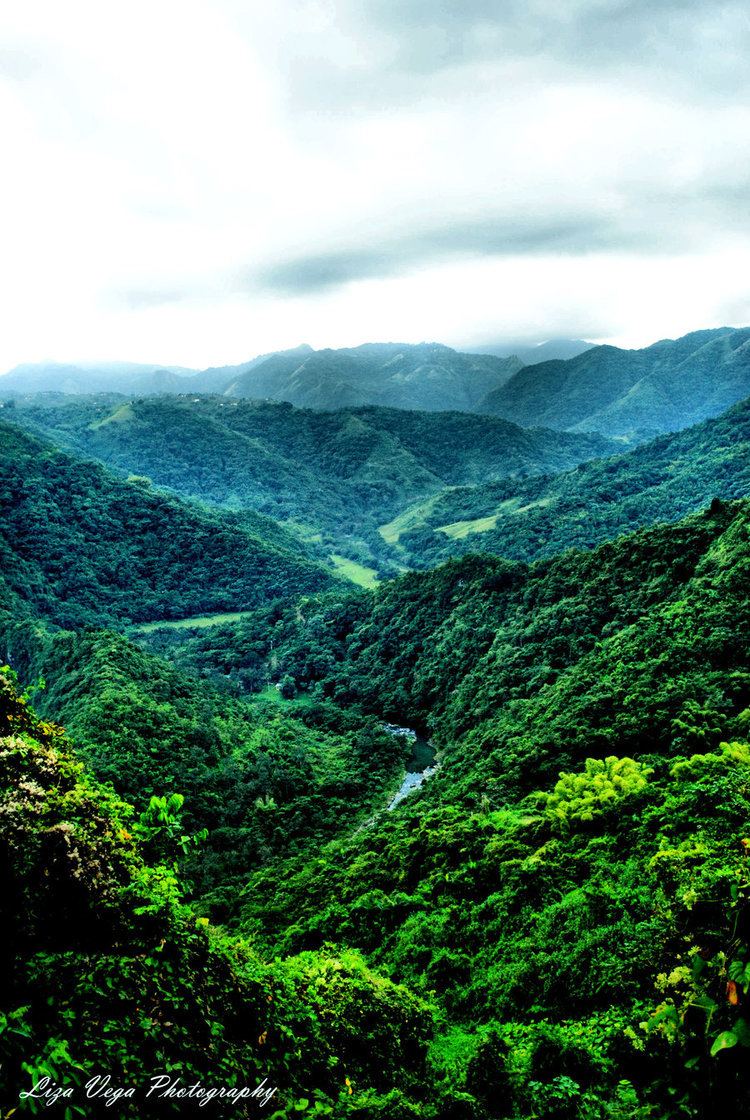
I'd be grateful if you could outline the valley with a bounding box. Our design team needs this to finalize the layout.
[2,325,750,1119]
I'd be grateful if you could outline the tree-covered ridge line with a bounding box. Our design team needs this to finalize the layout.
[4,325,749,434]
[155,499,749,770]
[8,385,750,584]
[390,393,750,568]
[6,543,750,1118]
[0,419,336,630]
[0,339,526,412]
[221,497,750,1118]
[2,387,750,1116]
[479,325,750,437]
[6,394,618,574]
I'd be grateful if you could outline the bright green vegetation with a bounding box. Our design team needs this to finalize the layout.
[12,495,743,1116]
[12,377,750,584]
[3,379,750,1115]
[0,420,334,629]
[436,513,499,539]
[378,493,444,544]
[215,499,750,1118]
[480,325,750,437]
[395,395,750,568]
[330,554,380,587]
[89,400,135,427]
[0,619,410,915]
[9,394,615,571]
[0,669,437,1118]
[130,610,258,633]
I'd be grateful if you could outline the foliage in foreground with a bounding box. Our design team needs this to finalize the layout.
[0,669,440,1118]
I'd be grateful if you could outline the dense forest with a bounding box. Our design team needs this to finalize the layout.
[9,382,750,583]
[389,395,750,568]
[2,362,750,1117]
[7,396,614,573]
[0,420,335,628]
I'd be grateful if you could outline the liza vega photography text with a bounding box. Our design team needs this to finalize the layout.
[19,1073,279,1109]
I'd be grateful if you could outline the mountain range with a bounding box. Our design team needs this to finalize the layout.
[4,327,750,435]
[3,319,750,1118]
[0,342,522,411]
[480,325,750,436]
[7,394,615,574]
[468,337,593,363]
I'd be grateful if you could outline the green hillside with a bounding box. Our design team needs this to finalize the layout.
[0,616,410,906]
[3,372,750,1116]
[0,668,438,1117]
[9,394,614,570]
[0,420,334,629]
[8,495,749,1117]
[222,500,750,1119]
[391,394,750,567]
[480,326,750,437]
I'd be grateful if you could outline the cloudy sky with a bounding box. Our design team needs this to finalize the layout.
[1,0,749,370]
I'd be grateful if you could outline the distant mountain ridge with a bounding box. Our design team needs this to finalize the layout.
[1,342,522,413]
[217,342,522,411]
[0,342,523,414]
[0,360,197,397]
[479,326,750,436]
[4,326,749,430]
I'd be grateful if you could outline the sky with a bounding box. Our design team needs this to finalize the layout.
[1,0,749,372]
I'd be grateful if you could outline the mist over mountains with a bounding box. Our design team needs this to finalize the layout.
[1,342,522,412]
[4,327,750,438]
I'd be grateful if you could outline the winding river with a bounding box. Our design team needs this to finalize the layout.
[382,724,441,811]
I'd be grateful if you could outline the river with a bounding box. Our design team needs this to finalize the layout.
[382,724,440,811]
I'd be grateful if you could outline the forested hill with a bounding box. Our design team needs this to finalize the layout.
[388,392,750,568]
[167,498,750,770]
[480,325,750,437]
[1,668,437,1116]
[215,341,522,411]
[7,394,615,566]
[232,497,750,1120]
[0,419,335,629]
[117,497,750,1117]
[3,456,750,1113]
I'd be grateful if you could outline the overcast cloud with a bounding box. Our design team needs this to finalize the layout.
[0,0,748,370]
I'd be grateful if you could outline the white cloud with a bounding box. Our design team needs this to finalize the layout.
[0,0,748,370]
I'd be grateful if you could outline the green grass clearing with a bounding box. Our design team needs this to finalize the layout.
[329,554,379,587]
[129,610,256,634]
[378,493,443,544]
[436,514,499,539]
[435,496,554,539]
[89,403,135,429]
[252,685,317,707]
